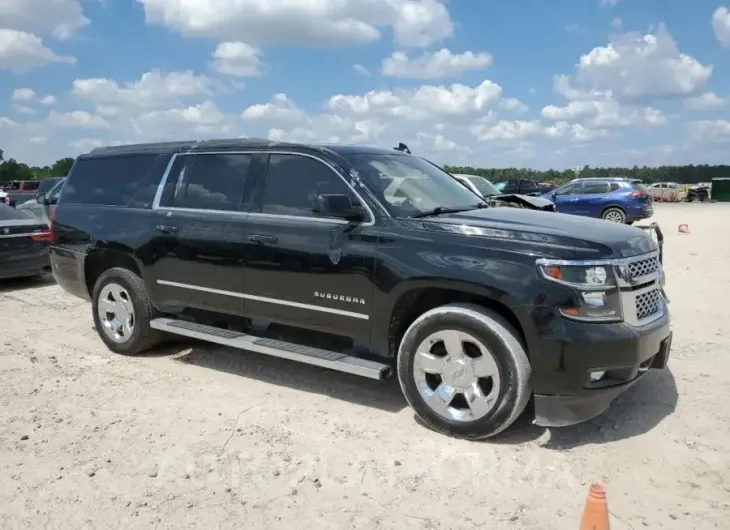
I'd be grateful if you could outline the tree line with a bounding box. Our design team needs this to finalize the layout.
[442,164,730,185]
[0,149,75,183]
[1,147,728,185]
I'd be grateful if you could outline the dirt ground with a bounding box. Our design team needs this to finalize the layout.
[1,203,728,529]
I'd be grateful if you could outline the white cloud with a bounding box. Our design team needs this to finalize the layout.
[565,24,712,101]
[72,70,212,115]
[685,92,726,110]
[130,101,231,139]
[0,0,89,40]
[12,88,36,102]
[137,0,453,48]
[382,48,492,79]
[541,98,666,128]
[210,42,264,77]
[328,80,503,121]
[39,95,57,105]
[689,120,730,143]
[415,132,467,152]
[0,29,76,72]
[713,7,730,48]
[15,106,37,115]
[498,98,528,113]
[353,64,370,77]
[47,111,110,129]
[471,120,542,142]
[241,93,307,122]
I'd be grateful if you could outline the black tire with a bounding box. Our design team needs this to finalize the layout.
[602,207,626,223]
[91,267,162,355]
[396,303,531,440]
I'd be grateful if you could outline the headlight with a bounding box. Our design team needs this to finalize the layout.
[537,262,622,322]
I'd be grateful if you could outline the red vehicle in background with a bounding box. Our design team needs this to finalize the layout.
[2,180,43,206]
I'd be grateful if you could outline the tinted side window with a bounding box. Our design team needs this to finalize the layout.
[49,179,66,204]
[580,181,610,194]
[161,153,252,211]
[62,154,169,207]
[555,183,576,195]
[261,154,350,217]
[23,181,40,191]
[609,182,621,191]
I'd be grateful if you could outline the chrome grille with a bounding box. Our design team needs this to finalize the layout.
[635,289,662,321]
[627,254,660,279]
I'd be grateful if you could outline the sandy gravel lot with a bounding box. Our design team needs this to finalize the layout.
[1,203,729,529]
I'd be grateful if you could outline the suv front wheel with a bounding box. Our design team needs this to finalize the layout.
[397,303,531,440]
[91,267,162,355]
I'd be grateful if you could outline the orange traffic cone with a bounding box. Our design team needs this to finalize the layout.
[678,224,689,234]
[579,483,610,530]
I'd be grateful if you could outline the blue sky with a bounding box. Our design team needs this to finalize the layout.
[1,0,729,169]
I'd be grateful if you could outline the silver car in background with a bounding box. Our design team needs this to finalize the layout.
[16,177,66,225]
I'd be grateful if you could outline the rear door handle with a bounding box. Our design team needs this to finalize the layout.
[156,224,179,234]
[250,234,278,244]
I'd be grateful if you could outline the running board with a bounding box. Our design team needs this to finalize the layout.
[150,318,390,380]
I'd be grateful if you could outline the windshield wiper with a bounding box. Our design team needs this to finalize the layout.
[411,203,487,218]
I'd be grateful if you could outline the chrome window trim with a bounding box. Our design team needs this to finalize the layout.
[156,279,369,320]
[151,150,376,226]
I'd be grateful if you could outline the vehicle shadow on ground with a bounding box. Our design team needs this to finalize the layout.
[156,340,407,414]
[490,367,678,448]
[0,273,55,293]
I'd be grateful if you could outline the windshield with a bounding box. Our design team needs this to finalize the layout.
[343,153,485,217]
[493,181,506,192]
[466,176,500,197]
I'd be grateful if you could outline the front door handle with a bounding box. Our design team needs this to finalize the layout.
[156,224,179,234]
[250,234,278,244]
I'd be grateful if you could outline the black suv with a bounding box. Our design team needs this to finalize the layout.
[50,140,672,439]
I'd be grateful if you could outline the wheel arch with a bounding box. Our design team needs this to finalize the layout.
[600,204,627,217]
[384,279,528,360]
[84,244,145,297]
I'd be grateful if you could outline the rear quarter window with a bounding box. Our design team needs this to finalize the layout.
[631,182,650,194]
[61,154,170,207]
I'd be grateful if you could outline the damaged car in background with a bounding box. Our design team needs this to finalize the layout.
[451,173,556,212]
[388,144,556,213]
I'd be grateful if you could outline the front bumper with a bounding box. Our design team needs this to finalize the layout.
[533,320,672,428]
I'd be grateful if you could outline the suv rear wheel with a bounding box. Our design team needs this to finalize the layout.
[91,267,162,355]
[602,207,626,223]
[397,303,531,439]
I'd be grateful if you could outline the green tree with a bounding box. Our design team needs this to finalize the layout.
[51,157,75,176]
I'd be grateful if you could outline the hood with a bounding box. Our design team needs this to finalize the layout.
[488,193,556,211]
[421,207,656,259]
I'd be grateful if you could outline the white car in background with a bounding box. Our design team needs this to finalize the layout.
[648,182,684,202]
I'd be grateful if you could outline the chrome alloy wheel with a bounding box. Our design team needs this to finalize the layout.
[97,282,135,343]
[413,330,501,422]
[603,210,625,223]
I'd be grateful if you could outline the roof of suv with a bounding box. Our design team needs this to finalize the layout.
[572,177,640,182]
[86,139,408,159]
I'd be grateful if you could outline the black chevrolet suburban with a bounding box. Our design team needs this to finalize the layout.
[50,140,672,439]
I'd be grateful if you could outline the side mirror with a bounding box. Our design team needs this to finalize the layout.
[313,194,365,222]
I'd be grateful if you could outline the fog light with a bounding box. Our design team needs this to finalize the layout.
[589,371,606,382]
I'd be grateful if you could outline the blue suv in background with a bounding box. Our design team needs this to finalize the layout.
[542,177,653,224]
